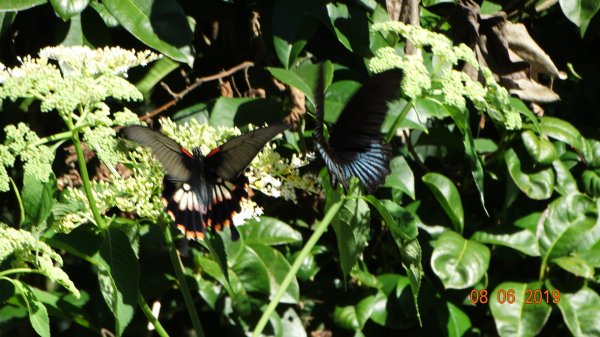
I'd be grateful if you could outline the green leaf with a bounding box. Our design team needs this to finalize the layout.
[422,0,457,6]
[135,57,179,99]
[250,243,299,303]
[559,0,600,35]
[539,193,599,264]
[431,231,490,289]
[238,217,302,246]
[383,156,416,199]
[552,256,595,279]
[334,295,377,331]
[521,130,558,165]
[504,148,555,200]
[49,0,89,20]
[331,190,371,278]
[370,275,417,329]
[540,116,591,162]
[22,173,56,229]
[490,282,551,337]
[323,3,371,56]
[0,0,46,11]
[61,13,84,46]
[557,287,600,337]
[553,160,579,196]
[474,138,499,153]
[204,230,230,284]
[444,301,472,337]
[422,173,464,233]
[324,79,361,123]
[230,246,270,296]
[281,308,307,337]
[102,0,194,66]
[272,0,318,68]
[582,170,600,197]
[268,67,312,99]
[209,96,284,127]
[471,226,540,256]
[97,227,139,336]
[89,2,119,27]
[11,280,50,337]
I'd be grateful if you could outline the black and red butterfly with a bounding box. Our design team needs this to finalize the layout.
[123,123,289,240]
[314,68,403,194]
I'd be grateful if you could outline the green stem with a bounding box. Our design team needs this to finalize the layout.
[0,268,42,277]
[385,98,415,142]
[32,130,73,147]
[252,199,345,337]
[162,220,205,337]
[68,120,106,229]
[137,291,169,337]
[8,177,25,227]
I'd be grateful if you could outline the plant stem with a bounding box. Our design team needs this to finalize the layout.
[385,98,414,143]
[162,220,205,337]
[8,177,25,227]
[69,124,106,229]
[137,291,169,337]
[252,200,345,337]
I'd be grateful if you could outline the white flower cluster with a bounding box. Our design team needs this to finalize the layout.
[370,21,521,130]
[0,223,80,297]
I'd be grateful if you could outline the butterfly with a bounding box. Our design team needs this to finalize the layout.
[122,123,289,240]
[314,68,403,194]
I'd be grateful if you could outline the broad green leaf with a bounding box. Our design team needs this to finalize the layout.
[331,189,370,278]
[559,0,600,35]
[490,282,551,337]
[50,0,89,20]
[444,301,472,337]
[250,243,299,303]
[272,0,318,68]
[582,170,600,197]
[334,295,377,331]
[324,3,371,56]
[553,159,579,196]
[540,116,591,162]
[135,57,179,99]
[474,138,498,153]
[521,130,558,164]
[11,280,50,337]
[205,230,230,284]
[383,156,416,199]
[194,255,234,295]
[281,308,307,337]
[102,0,194,66]
[208,97,283,127]
[557,287,600,337]
[553,256,595,279]
[471,226,540,256]
[22,173,56,229]
[370,275,417,329]
[539,193,599,264]
[504,148,555,200]
[89,2,119,27]
[239,217,302,246]
[0,0,46,11]
[31,288,91,329]
[230,246,270,296]
[422,173,464,233]
[268,67,312,99]
[97,227,139,336]
[324,79,361,123]
[431,231,490,289]
[61,13,84,46]
[172,102,210,124]
[294,245,329,282]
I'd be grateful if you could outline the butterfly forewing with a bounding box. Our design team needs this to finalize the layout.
[205,123,289,181]
[122,125,194,181]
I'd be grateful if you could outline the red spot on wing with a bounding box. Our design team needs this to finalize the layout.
[180,147,194,158]
[207,147,221,158]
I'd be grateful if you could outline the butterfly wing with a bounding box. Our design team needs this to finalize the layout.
[122,125,194,181]
[315,69,402,193]
[205,123,289,181]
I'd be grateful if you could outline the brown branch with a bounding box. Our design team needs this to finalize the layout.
[139,61,255,122]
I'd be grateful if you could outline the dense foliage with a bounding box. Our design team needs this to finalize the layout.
[1,0,600,336]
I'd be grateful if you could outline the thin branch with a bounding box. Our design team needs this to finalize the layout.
[139,61,255,122]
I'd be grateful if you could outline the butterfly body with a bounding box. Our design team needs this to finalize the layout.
[123,123,288,240]
[314,68,403,194]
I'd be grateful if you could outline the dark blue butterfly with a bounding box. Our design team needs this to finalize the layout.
[314,69,403,194]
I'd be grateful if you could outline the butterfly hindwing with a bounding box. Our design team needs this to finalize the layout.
[314,68,402,193]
